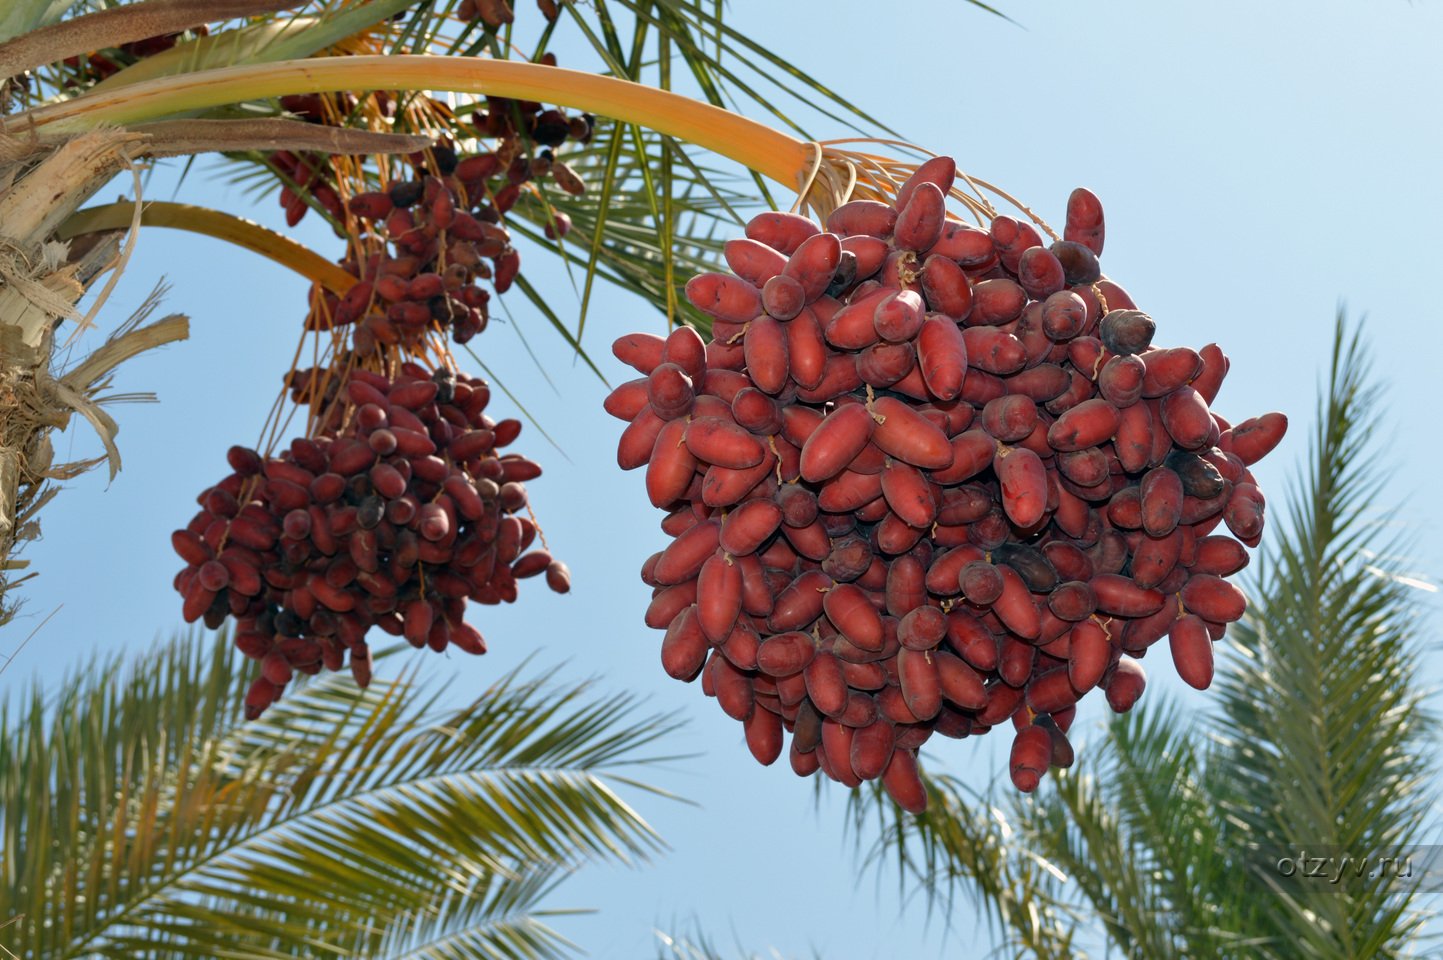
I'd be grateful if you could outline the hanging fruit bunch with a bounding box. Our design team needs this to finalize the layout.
[166,17,591,719]
[174,357,568,717]
[607,156,1286,811]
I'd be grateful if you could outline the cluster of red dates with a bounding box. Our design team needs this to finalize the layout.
[609,157,1284,810]
[173,364,568,718]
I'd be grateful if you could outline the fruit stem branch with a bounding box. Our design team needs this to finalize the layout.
[12,55,814,194]
[58,201,355,292]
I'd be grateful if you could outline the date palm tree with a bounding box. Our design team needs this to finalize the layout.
[848,313,1440,959]
[2,5,1040,958]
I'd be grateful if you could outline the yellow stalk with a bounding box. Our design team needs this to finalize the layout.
[14,56,813,191]
[57,201,354,292]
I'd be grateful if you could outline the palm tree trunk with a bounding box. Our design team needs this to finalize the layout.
[0,130,182,621]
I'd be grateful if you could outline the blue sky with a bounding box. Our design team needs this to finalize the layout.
[6,0,1442,956]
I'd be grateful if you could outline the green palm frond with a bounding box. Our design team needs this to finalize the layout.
[1031,710,1257,960]
[506,128,741,336]
[372,869,581,960]
[652,916,804,960]
[1206,312,1438,960]
[1052,704,1269,958]
[0,630,681,959]
[594,0,911,182]
[846,776,1081,960]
